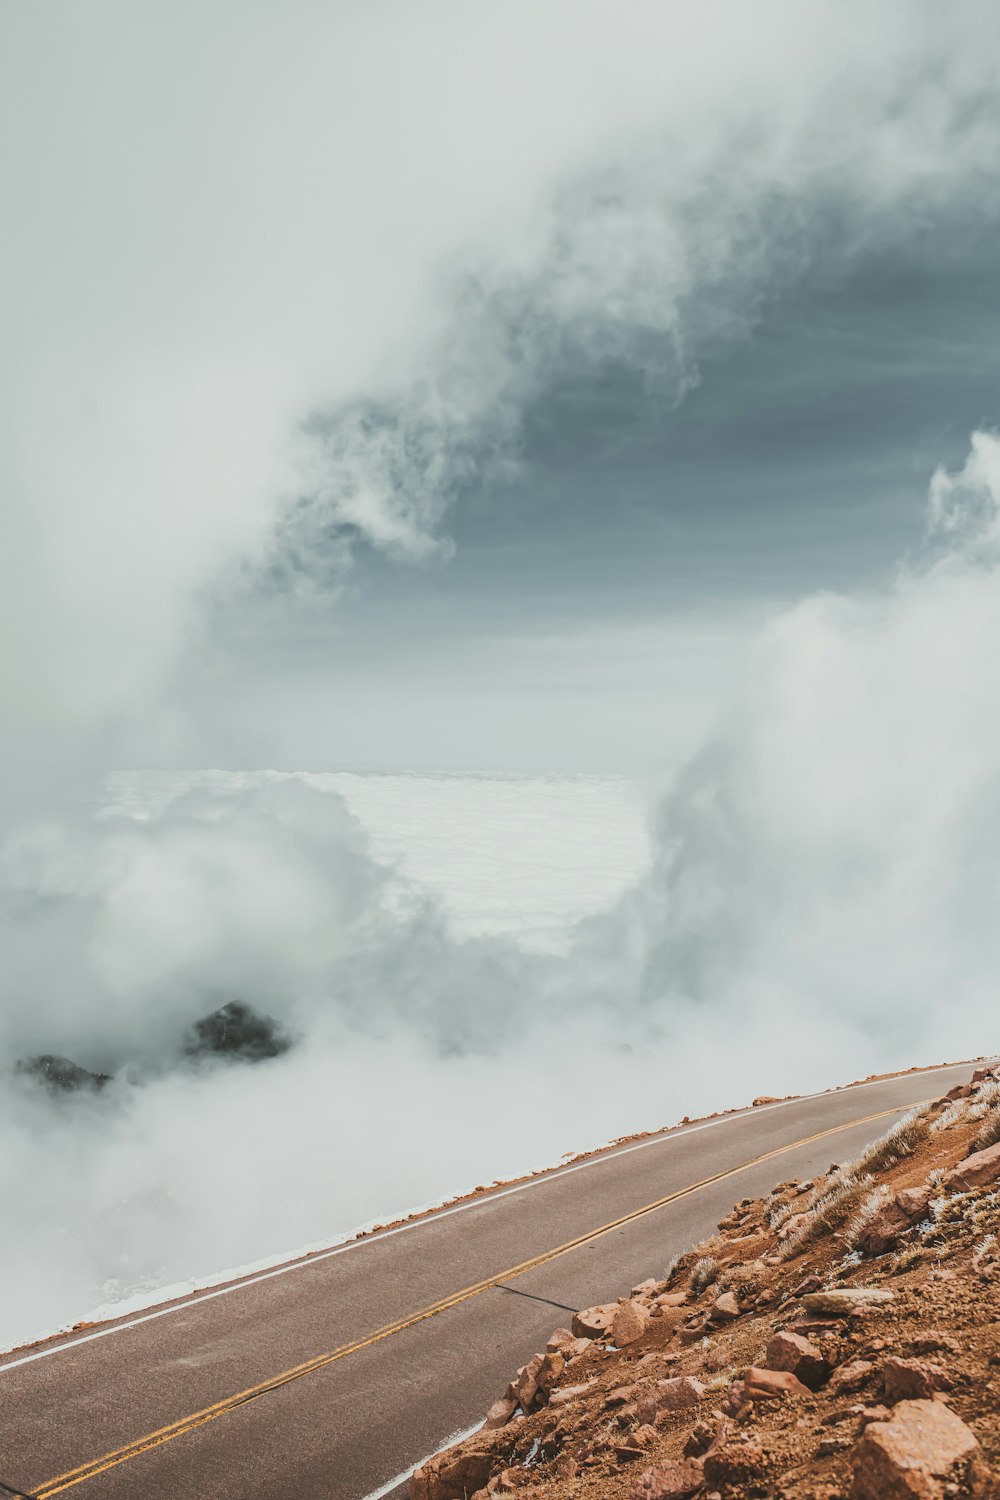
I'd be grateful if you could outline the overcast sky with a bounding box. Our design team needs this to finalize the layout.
[4,0,1000,777]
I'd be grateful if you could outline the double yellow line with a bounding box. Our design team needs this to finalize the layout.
[31,1102,909,1496]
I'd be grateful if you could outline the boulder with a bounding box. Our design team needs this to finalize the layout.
[545,1327,575,1352]
[545,1328,591,1359]
[548,1380,596,1407]
[654,1290,689,1309]
[710,1290,741,1322]
[612,1299,652,1346]
[801,1288,894,1317]
[743,1366,811,1400]
[829,1359,875,1395]
[765,1331,830,1390]
[849,1398,979,1500]
[509,1354,544,1409]
[629,1459,705,1499]
[859,1201,913,1257]
[894,1185,934,1220]
[704,1437,767,1487]
[631,1278,660,1298]
[572,1303,617,1339]
[534,1350,565,1399]
[635,1376,705,1422]
[882,1357,953,1403]
[411,1442,495,1500]
[793,1274,823,1297]
[483,1396,517,1429]
[945,1141,1000,1192]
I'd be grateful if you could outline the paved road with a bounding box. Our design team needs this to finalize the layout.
[0,1063,976,1500]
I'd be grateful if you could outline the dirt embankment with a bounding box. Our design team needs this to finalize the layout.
[412,1064,1000,1500]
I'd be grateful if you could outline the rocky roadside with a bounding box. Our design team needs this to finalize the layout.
[411,1064,1000,1500]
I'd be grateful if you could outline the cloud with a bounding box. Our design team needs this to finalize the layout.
[3,1,1000,1348]
[3,432,1000,1348]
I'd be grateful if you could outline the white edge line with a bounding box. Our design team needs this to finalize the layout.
[0,1061,975,1375]
[361,1420,484,1500]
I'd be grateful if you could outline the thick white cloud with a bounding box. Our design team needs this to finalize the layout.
[3,1,1000,1348]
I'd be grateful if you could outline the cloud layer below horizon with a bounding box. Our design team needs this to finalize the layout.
[2,1,1000,1346]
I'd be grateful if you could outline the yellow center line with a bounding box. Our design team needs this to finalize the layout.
[32,1102,912,1497]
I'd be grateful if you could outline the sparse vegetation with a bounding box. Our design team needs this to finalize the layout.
[845,1183,892,1250]
[974,1101,1000,1152]
[690,1255,719,1294]
[851,1106,931,1174]
[778,1169,876,1260]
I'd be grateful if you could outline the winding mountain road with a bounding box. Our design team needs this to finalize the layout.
[0,1062,976,1500]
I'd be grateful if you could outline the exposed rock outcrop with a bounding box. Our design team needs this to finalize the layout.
[410,1062,1000,1500]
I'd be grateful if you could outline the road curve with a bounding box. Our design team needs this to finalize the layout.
[0,1062,976,1500]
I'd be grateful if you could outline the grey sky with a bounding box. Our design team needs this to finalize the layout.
[200,222,1000,773]
[5,0,1000,778]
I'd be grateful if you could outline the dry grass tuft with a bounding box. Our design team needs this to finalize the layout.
[690,1256,719,1294]
[845,1184,892,1250]
[969,1080,1000,1120]
[778,1170,876,1260]
[851,1107,931,1174]
[974,1101,1000,1152]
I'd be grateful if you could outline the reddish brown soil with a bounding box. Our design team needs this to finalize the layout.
[413,1065,1000,1500]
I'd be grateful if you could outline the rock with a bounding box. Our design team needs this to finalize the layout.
[753,1095,781,1106]
[765,1331,830,1390]
[548,1380,596,1407]
[630,1459,705,1500]
[744,1366,811,1400]
[483,1396,517,1429]
[801,1288,894,1316]
[910,1333,958,1357]
[882,1357,953,1403]
[15,1054,112,1093]
[545,1327,574,1352]
[829,1360,875,1395]
[944,1084,972,1101]
[612,1298,652,1346]
[572,1303,617,1339]
[849,1398,979,1500]
[793,1274,823,1297]
[635,1376,705,1422]
[631,1278,660,1298]
[859,1201,914,1257]
[894,1185,934,1220]
[183,1001,291,1063]
[536,1351,565,1399]
[510,1354,544,1409]
[704,1438,767,1487]
[654,1290,689,1308]
[606,1384,640,1408]
[710,1291,741,1322]
[411,1443,495,1500]
[724,1379,748,1415]
[945,1141,1000,1192]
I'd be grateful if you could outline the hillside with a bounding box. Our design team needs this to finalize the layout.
[412,1064,1000,1500]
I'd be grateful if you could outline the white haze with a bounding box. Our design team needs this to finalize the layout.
[2,1,1000,1346]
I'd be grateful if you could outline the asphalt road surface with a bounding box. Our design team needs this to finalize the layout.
[0,1062,977,1500]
